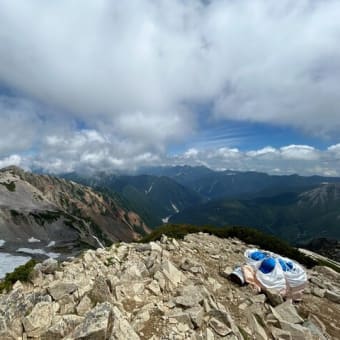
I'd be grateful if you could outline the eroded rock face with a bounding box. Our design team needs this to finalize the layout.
[0,233,339,339]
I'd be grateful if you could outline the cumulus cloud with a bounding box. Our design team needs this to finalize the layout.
[173,144,340,176]
[0,1,339,174]
[1,1,340,134]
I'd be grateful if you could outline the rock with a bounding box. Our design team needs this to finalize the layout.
[69,302,114,339]
[41,258,59,274]
[303,319,327,340]
[48,282,78,300]
[43,315,84,339]
[132,310,150,332]
[111,306,140,340]
[219,266,233,279]
[22,302,54,337]
[167,309,193,328]
[272,300,304,324]
[89,275,113,304]
[204,327,215,340]
[271,327,292,340]
[324,289,340,303]
[250,315,268,340]
[76,295,93,316]
[280,320,313,340]
[209,318,232,336]
[147,280,161,296]
[173,287,204,308]
[187,306,204,328]
[161,259,184,287]
[265,289,284,306]
[311,287,325,298]
[251,294,267,304]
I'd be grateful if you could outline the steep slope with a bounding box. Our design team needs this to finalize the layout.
[62,173,204,228]
[171,184,340,244]
[0,233,339,339]
[0,166,148,255]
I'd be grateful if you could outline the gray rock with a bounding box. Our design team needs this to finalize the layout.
[22,302,54,337]
[43,314,84,339]
[89,275,113,304]
[271,327,292,340]
[167,309,193,328]
[272,300,304,324]
[187,306,204,328]
[265,288,284,306]
[312,287,325,298]
[280,320,313,340]
[250,315,268,340]
[76,295,93,316]
[69,302,114,339]
[209,318,232,336]
[324,289,340,303]
[173,288,204,308]
[48,282,78,300]
[41,258,59,274]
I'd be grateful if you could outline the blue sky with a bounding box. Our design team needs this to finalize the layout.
[0,1,340,175]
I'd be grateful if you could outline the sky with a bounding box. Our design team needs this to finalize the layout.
[0,0,340,176]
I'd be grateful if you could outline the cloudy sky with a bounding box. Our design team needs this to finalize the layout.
[0,0,340,175]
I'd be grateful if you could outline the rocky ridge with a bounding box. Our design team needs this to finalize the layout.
[1,233,340,339]
[0,166,148,255]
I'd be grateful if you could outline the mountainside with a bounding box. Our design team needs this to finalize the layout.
[0,166,148,256]
[62,173,203,228]
[170,183,340,245]
[0,232,339,339]
[141,166,340,200]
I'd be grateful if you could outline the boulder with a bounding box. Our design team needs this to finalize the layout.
[280,320,313,340]
[69,302,114,339]
[161,259,184,287]
[22,302,54,337]
[76,295,93,316]
[40,258,59,274]
[89,275,113,304]
[48,282,78,300]
[272,300,304,324]
[43,315,84,339]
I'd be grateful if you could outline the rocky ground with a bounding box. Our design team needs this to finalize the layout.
[0,233,340,339]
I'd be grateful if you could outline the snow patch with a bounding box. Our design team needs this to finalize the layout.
[17,248,60,258]
[47,241,56,247]
[145,183,153,195]
[28,237,41,243]
[92,235,105,249]
[171,202,179,213]
[0,240,5,247]
[162,216,172,223]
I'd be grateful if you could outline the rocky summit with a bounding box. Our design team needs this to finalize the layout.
[1,233,340,339]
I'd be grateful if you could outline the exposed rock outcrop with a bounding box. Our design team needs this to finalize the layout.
[1,233,339,339]
[0,166,149,257]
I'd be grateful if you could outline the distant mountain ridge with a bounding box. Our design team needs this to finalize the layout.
[140,165,340,200]
[62,172,203,228]
[170,183,340,244]
[0,166,148,257]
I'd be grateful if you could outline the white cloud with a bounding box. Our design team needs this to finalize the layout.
[0,1,339,175]
[0,154,22,169]
[280,145,319,160]
[0,0,339,138]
